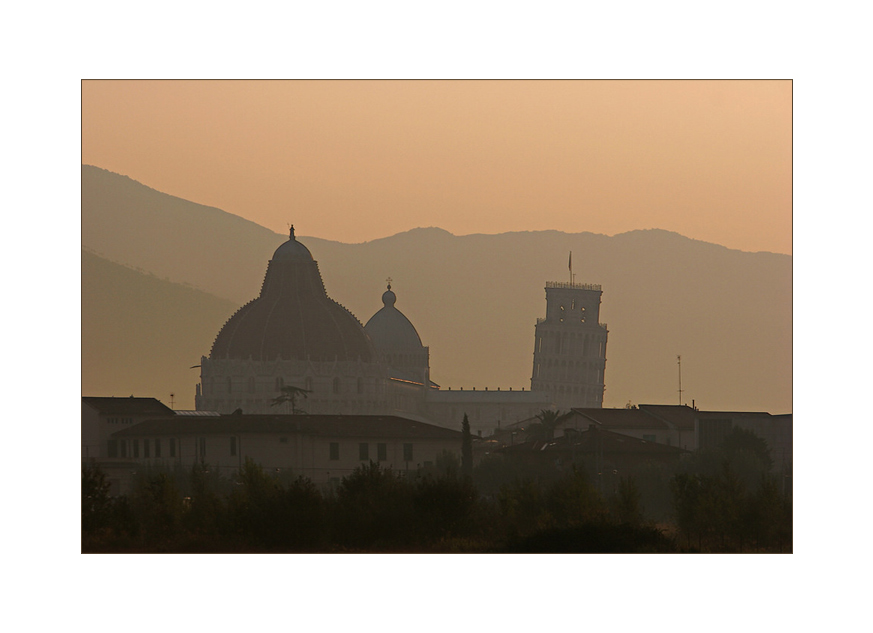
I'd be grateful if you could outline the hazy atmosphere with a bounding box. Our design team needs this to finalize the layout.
[80,79,794,558]
[83,80,791,254]
[82,80,792,414]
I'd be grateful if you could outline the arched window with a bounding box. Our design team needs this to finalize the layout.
[275,376,284,392]
[247,376,255,393]
[305,376,313,392]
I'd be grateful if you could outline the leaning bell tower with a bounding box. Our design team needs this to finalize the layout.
[530,280,608,409]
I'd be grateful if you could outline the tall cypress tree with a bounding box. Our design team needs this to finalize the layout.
[462,413,473,478]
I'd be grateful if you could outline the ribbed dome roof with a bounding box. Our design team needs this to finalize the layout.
[364,284,424,350]
[210,230,375,362]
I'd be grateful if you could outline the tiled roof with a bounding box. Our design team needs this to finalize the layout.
[568,408,669,430]
[695,410,772,419]
[112,414,463,441]
[82,397,174,416]
[637,404,696,430]
[501,427,687,456]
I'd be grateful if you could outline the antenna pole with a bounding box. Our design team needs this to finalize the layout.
[677,356,683,406]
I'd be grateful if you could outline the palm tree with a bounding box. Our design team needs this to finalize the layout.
[525,409,572,442]
[270,385,311,414]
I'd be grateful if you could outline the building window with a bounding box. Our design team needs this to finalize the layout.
[107,440,118,458]
[120,441,127,458]
[333,377,341,394]
[377,443,387,461]
[305,376,313,392]
[132,439,139,458]
[329,442,340,460]
[357,377,363,394]
[170,438,176,458]
[143,439,150,458]
[643,434,656,443]
[279,436,288,444]
[275,376,284,392]
[248,376,256,393]
[227,377,232,393]
[199,437,206,459]
[154,439,161,458]
[359,443,369,461]
[230,436,237,456]
[403,443,413,462]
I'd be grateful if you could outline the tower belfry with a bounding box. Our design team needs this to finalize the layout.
[530,280,608,409]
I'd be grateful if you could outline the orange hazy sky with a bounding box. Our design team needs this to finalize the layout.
[82,80,791,254]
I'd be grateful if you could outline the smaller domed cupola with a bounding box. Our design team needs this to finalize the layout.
[365,281,424,350]
[364,280,430,385]
[271,225,314,263]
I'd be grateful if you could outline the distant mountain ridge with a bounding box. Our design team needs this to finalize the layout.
[82,165,792,413]
[82,248,237,409]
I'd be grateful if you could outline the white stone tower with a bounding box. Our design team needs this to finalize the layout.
[530,281,608,409]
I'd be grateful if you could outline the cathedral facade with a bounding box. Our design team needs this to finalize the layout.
[195,230,608,433]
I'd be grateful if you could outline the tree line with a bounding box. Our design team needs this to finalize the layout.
[82,427,791,553]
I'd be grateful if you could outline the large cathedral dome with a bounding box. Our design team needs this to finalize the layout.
[209,227,375,362]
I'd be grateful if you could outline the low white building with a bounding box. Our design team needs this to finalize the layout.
[110,412,464,484]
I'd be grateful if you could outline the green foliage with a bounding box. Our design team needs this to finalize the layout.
[627,461,674,522]
[184,463,227,538]
[720,427,774,471]
[498,478,548,537]
[435,449,461,479]
[131,472,186,544]
[669,458,790,552]
[223,458,326,549]
[82,464,112,535]
[82,445,790,552]
[461,414,473,478]
[614,476,644,526]
[333,462,415,549]
[270,385,311,414]
[546,467,607,527]
[413,473,478,541]
[473,453,562,496]
[504,522,678,553]
[670,472,701,544]
[525,409,571,442]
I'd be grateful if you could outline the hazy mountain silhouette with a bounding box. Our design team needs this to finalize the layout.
[82,248,237,409]
[82,165,286,304]
[82,165,792,413]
